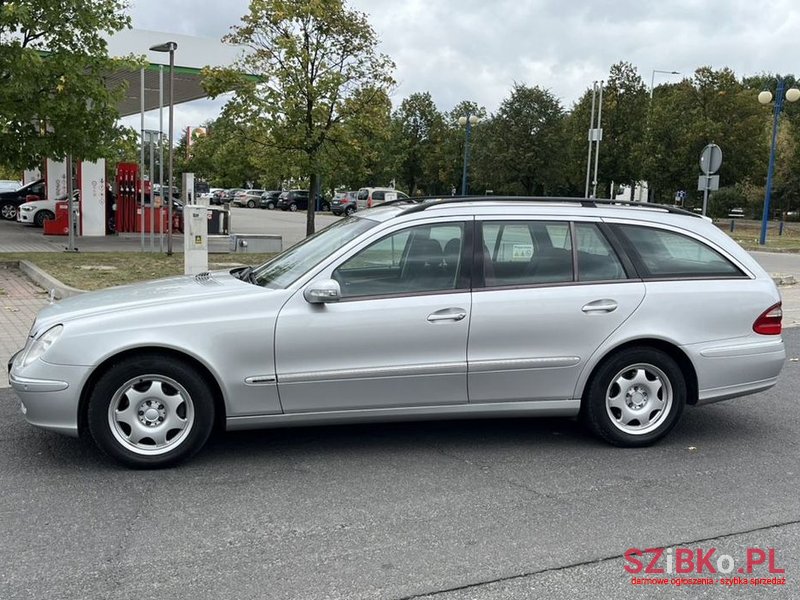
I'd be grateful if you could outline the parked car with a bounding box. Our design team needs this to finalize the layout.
[220,188,244,204]
[8,196,786,468]
[233,189,265,208]
[17,190,80,227]
[277,190,329,212]
[0,178,45,221]
[331,191,358,216]
[260,190,282,210]
[355,187,409,211]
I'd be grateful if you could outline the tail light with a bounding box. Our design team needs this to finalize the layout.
[367,195,373,208]
[753,302,782,335]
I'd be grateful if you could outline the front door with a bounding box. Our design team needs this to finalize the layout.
[274,219,473,413]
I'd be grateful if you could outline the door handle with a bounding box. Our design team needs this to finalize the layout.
[582,299,618,313]
[427,309,467,322]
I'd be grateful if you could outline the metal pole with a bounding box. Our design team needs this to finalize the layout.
[460,113,470,196]
[66,155,75,251]
[139,67,145,252]
[592,81,604,198]
[702,176,710,216]
[159,65,164,253]
[650,70,656,100]
[149,132,155,251]
[760,79,785,246]
[463,119,474,196]
[584,81,597,198]
[167,48,175,255]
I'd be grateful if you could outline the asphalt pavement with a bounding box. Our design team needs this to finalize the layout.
[1,329,799,600]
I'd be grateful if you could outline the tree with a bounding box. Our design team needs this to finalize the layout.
[473,83,565,196]
[392,92,446,195]
[0,0,134,169]
[204,0,394,235]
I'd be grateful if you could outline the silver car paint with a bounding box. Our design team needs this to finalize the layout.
[9,202,786,438]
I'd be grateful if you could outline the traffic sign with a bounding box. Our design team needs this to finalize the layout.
[700,144,722,175]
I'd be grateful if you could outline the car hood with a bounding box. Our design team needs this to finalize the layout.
[32,270,263,333]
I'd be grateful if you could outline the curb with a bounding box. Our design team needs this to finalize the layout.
[18,260,85,299]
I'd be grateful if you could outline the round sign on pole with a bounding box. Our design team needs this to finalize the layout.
[700,143,723,175]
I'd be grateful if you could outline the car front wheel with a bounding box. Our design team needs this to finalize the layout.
[34,209,54,227]
[87,355,215,468]
[289,203,298,212]
[266,201,275,210]
[582,347,685,447]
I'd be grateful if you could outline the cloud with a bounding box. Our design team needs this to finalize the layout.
[123,0,800,131]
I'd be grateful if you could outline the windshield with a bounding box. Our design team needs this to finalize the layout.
[253,217,378,288]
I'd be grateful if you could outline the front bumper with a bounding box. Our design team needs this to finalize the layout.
[8,355,90,437]
[17,210,33,223]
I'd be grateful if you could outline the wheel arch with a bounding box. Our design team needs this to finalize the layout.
[78,346,227,438]
[578,338,699,407]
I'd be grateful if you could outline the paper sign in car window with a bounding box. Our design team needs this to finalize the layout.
[512,244,533,261]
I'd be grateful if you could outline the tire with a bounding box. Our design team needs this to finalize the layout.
[289,203,298,212]
[87,355,215,468]
[34,209,55,228]
[582,347,686,447]
[266,201,275,210]
[345,206,355,216]
[1,201,16,221]
[320,202,330,212]
[247,199,256,208]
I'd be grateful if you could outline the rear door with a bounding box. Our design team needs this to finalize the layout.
[467,218,646,403]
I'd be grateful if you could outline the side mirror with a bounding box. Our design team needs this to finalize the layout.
[304,279,342,304]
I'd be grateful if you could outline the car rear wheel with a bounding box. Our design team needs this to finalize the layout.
[34,209,54,227]
[1,202,16,220]
[582,347,685,447]
[87,355,215,468]
[247,199,256,208]
[345,206,355,216]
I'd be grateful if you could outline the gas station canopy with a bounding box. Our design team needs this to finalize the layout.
[104,28,246,117]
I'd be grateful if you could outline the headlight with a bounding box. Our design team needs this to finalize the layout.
[21,205,34,211]
[17,325,63,370]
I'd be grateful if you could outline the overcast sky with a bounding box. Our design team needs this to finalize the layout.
[122,0,800,135]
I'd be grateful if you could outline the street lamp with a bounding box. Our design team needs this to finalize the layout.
[650,69,680,99]
[150,41,177,254]
[458,113,480,195]
[757,79,800,245]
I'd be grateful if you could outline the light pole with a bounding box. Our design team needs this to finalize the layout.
[458,113,479,195]
[650,69,680,99]
[758,79,800,245]
[150,41,177,254]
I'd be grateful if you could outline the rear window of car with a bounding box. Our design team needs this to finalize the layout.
[613,224,744,278]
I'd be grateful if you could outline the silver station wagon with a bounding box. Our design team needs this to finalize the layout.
[8,197,786,468]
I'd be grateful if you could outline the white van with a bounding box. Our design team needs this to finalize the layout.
[356,187,410,211]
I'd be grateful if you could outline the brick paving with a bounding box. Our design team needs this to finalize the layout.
[0,263,49,387]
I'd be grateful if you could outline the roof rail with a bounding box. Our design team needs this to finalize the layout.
[387,195,702,218]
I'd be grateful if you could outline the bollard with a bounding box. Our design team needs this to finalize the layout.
[779,220,785,236]
[730,219,735,232]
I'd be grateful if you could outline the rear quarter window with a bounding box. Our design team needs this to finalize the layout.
[613,224,744,278]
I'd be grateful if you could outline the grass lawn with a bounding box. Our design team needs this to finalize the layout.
[717,220,800,252]
[0,252,275,291]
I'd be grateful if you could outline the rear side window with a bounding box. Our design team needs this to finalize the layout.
[372,191,385,201]
[575,223,626,281]
[614,225,744,278]
[480,221,573,287]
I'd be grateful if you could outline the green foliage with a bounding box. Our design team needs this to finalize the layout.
[0,0,135,168]
[204,0,395,234]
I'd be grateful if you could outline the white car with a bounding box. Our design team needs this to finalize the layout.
[17,191,79,227]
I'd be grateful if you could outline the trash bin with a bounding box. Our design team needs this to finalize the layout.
[207,206,229,235]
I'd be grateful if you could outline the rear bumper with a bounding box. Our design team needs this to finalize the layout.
[687,337,786,405]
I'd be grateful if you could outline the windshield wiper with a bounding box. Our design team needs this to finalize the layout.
[236,266,258,285]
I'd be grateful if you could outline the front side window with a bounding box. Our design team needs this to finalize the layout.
[614,224,743,278]
[333,222,466,298]
[480,221,573,287]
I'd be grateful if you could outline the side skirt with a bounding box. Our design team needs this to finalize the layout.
[226,399,581,431]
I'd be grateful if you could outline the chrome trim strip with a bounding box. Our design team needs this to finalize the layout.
[226,399,581,430]
[244,375,277,385]
[699,340,785,358]
[8,373,69,392]
[469,357,581,372]
[279,361,467,383]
